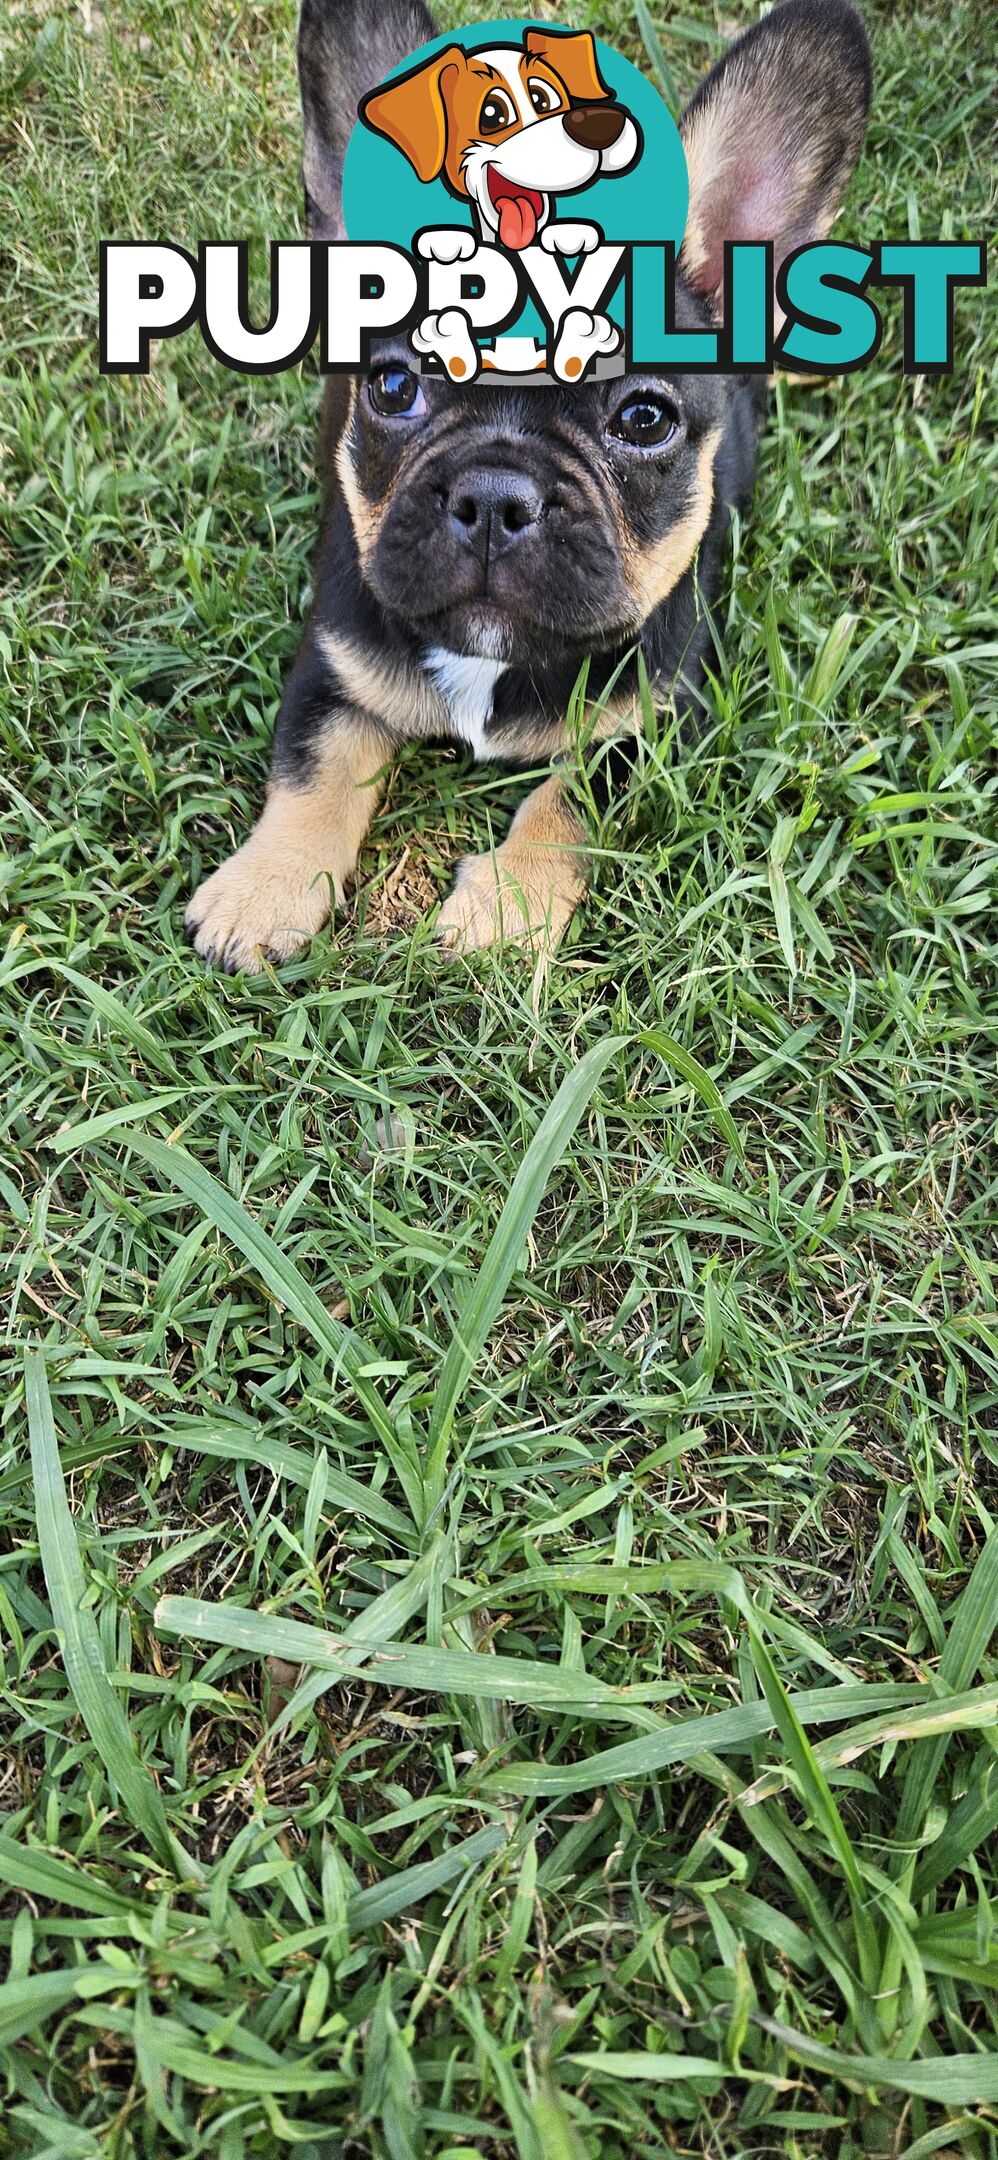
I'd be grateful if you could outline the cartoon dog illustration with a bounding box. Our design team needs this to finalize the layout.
[360,26,641,380]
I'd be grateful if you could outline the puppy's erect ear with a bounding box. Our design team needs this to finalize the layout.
[361,47,468,184]
[679,0,871,314]
[298,0,439,239]
[524,28,612,105]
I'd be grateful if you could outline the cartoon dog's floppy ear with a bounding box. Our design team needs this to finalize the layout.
[523,28,612,105]
[298,0,440,239]
[679,0,871,316]
[361,46,467,184]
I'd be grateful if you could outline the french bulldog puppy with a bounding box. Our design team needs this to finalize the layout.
[187,0,870,971]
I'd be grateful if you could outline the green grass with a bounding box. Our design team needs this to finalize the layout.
[2,0,996,2152]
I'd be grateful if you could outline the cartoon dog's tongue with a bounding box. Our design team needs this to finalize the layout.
[497,193,538,249]
[488,170,544,252]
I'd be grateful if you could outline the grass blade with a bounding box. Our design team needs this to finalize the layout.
[744,1622,880,1993]
[484,1681,927,1795]
[0,1835,135,1918]
[166,1420,415,1545]
[633,0,680,114]
[895,1531,998,1857]
[742,1683,998,1802]
[426,1036,626,1478]
[26,1353,187,1879]
[347,1823,505,1930]
[640,1029,744,1159]
[530,2083,592,2160]
[63,1126,419,1512]
[767,819,798,978]
[127,2022,336,2096]
[803,611,859,714]
[0,1968,126,2049]
[912,1769,998,1902]
[751,2018,998,2103]
[569,2050,726,2082]
[155,1593,666,1725]
[571,2034,998,2104]
[10,958,178,1077]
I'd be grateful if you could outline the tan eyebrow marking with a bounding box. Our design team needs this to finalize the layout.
[518,55,564,93]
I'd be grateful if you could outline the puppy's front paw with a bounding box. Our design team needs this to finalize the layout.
[437,845,584,957]
[187,738,390,973]
[186,841,342,974]
[540,222,601,257]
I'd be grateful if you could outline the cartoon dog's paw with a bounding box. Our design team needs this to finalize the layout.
[186,843,342,974]
[436,846,583,956]
[411,308,481,382]
[540,222,601,257]
[553,307,621,383]
[416,229,478,266]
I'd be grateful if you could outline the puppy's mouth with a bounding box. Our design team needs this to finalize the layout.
[486,168,545,251]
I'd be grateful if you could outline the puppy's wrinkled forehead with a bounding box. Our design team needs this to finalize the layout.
[354,364,612,491]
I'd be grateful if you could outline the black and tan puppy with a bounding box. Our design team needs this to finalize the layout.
[187,0,870,970]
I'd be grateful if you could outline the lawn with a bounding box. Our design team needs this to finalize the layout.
[2,0,996,2153]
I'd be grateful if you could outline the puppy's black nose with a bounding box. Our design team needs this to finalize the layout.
[564,103,626,151]
[448,468,545,560]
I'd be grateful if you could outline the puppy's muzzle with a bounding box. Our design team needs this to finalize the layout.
[563,104,628,151]
[448,468,546,563]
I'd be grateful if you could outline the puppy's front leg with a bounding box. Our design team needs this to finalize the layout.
[438,777,587,956]
[186,644,390,973]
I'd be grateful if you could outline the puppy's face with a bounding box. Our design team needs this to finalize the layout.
[336,283,728,666]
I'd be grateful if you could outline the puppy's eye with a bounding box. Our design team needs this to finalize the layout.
[527,78,560,116]
[609,393,681,449]
[480,91,515,134]
[368,366,426,418]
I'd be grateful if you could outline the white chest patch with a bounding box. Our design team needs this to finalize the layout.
[425,649,509,761]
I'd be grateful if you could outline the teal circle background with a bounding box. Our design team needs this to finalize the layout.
[342,20,688,251]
